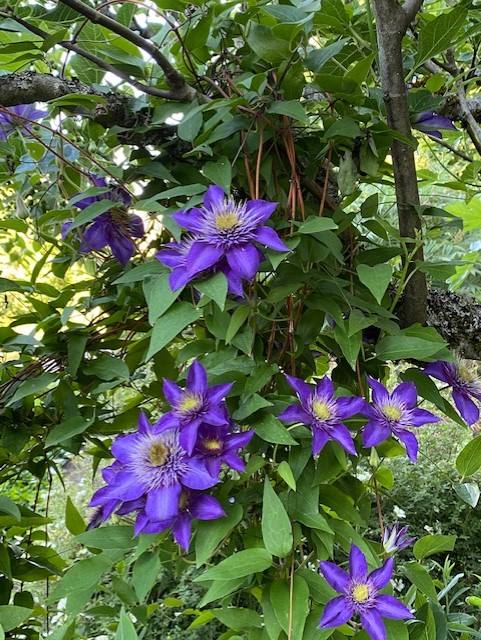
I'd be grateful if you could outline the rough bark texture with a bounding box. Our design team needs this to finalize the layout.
[371,0,427,328]
[427,289,481,360]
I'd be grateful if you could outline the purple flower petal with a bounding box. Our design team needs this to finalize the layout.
[330,423,357,455]
[254,226,289,252]
[173,512,192,550]
[315,376,335,399]
[452,389,480,426]
[222,451,246,472]
[312,428,330,456]
[186,359,208,394]
[360,609,387,640]
[285,374,313,404]
[225,430,254,450]
[204,185,225,210]
[111,433,139,463]
[145,484,181,521]
[172,208,206,234]
[169,267,191,291]
[244,199,278,223]
[127,214,144,238]
[362,421,391,447]
[337,396,367,419]
[109,232,135,266]
[349,545,368,582]
[375,594,413,620]
[318,596,353,628]
[163,379,183,406]
[367,377,389,405]
[319,561,350,593]
[187,241,224,277]
[105,471,145,501]
[411,408,441,427]
[190,494,226,520]
[392,381,417,408]
[80,222,109,251]
[226,243,260,280]
[181,458,219,490]
[422,361,451,383]
[153,411,179,433]
[396,430,419,461]
[369,557,394,590]
[208,382,234,405]
[278,405,311,424]
[179,422,201,456]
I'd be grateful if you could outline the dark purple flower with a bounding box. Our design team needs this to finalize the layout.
[412,111,457,139]
[133,490,225,550]
[278,375,365,456]
[156,235,197,291]
[382,524,415,554]
[155,359,233,455]
[194,423,254,476]
[159,185,288,292]
[67,174,143,266]
[0,104,48,140]
[361,377,441,461]
[319,544,413,640]
[89,413,217,527]
[422,360,481,426]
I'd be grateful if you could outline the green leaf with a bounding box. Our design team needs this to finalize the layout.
[197,577,247,608]
[195,503,243,567]
[7,373,58,406]
[194,548,272,582]
[246,23,291,63]
[297,217,338,234]
[325,117,362,139]
[277,461,296,490]
[46,416,92,447]
[115,608,138,640]
[251,412,298,445]
[75,526,136,550]
[65,496,86,535]
[269,100,307,123]
[84,355,129,381]
[195,272,228,311]
[413,535,457,561]
[68,199,113,232]
[454,482,480,508]
[456,436,481,477]
[270,576,310,638]
[416,7,468,67]
[376,334,447,361]
[146,303,202,360]
[143,272,183,325]
[0,606,32,632]
[226,306,250,343]
[356,264,393,304]
[262,479,293,558]
[202,157,232,193]
[213,608,262,632]
[48,551,122,601]
[303,39,348,72]
[402,562,438,601]
[132,551,161,601]
[0,497,21,522]
[233,394,273,420]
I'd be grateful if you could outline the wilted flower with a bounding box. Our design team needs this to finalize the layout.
[158,185,288,292]
[89,413,217,530]
[361,377,441,461]
[319,544,413,640]
[0,104,48,140]
[66,174,144,266]
[278,375,365,456]
[422,360,481,426]
[382,524,415,554]
[412,111,457,139]
[194,423,254,477]
[133,490,225,550]
[155,359,233,455]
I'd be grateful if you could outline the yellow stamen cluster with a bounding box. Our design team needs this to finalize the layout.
[382,404,402,421]
[215,213,239,230]
[311,400,331,420]
[352,584,370,603]
[148,442,168,467]
[203,439,222,452]
[178,394,201,414]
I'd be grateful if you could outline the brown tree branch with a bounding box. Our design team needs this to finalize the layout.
[58,0,197,101]
[371,0,427,326]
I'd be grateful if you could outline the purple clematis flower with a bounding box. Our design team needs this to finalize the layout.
[412,111,457,139]
[158,185,288,293]
[0,104,48,140]
[67,174,144,266]
[361,377,441,461]
[382,523,415,555]
[155,359,233,455]
[278,375,365,456]
[133,490,226,550]
[194,423,254,477]
[319,544,413,640]
[422,360,481,426]
[89,413,217,528]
